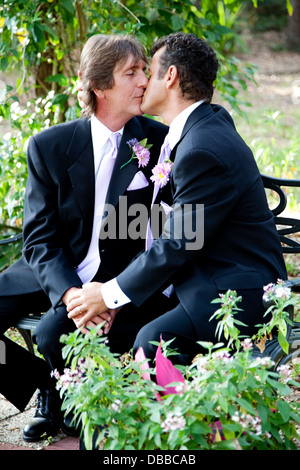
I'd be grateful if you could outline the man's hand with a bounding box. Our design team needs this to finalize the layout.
[62,285,110,334]
[72,310,109,335]
[65,282,119,334]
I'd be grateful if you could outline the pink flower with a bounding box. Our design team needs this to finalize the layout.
[134,338,185,399]
[155,339,185,396]
[134,145,150,168]
[150,161,173,188]
[122,138,152,169]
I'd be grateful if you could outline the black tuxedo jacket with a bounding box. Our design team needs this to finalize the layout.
[0,116,169,307]
[117,103,287,338]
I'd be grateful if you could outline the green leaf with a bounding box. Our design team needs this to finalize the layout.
[46,74,69,87]
[150,408,161,424]
[257,403,269,424]
[0,57,8,72]
[189,420,212,435]
[60,0,75,14]
[278,330,289,354]
[236,397,256,415]
[171,15,184,31]
[138,422,150,449]
[32,22,45,45]
[278,400,291,423]
[286,0,293,15]
[51,93,69,105]
[212,438,242,450]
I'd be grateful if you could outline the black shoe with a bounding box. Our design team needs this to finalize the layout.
[23,388,62,442]
[61,411,81,437]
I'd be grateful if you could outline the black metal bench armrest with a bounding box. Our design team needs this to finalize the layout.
[15,315,42,330]
[282,277,300,294]
[0,232,23,245]
[261,174,300,254]
[261,174,300,193]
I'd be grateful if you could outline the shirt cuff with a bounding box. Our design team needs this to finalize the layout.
[102,278,131,309]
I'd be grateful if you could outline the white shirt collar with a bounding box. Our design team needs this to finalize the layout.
[90,114,124,169]
[168,100,205,150]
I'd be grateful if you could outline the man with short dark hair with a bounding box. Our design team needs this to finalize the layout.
[0,34,174,441]
[68,32,287,365]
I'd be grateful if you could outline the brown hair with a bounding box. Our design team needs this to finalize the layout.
[80,34,147,117]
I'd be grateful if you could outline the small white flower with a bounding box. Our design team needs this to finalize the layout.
[275,286,291,300]
[111,399,121,412]
[161,411,186,432]
[241,338,253,350]
[277,364,292,383]
[174,382,191,394]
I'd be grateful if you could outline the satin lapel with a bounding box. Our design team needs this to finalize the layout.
[66,119,95,225]
[105,116,145,210]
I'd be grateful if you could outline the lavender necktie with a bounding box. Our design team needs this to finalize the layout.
[146,135,174,297]
[96,132,120,220]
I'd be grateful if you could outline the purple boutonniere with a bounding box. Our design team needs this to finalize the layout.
[121,137,173,189]
[121,138,152,169]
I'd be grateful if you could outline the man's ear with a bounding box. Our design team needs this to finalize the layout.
[165,65,178,89]
[93,88,105,99]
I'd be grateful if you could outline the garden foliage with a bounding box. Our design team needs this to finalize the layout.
[55,286,300,450]
[0,0,259,231]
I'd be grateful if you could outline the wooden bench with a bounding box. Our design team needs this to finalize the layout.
[0,173,299,364]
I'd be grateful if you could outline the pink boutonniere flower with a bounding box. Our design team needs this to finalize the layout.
[150,160,173,189]
[121,138,152,169]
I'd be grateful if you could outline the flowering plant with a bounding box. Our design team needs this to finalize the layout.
[55,285,300,450]
[255,279,298,355]
[121,138,152,169]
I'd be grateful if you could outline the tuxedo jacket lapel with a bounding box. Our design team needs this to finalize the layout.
[167,103,216,197]
[66,119,95,229]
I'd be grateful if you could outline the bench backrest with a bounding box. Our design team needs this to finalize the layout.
[261,174,300,254]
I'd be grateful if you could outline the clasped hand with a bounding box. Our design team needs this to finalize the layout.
[63,283,119,335]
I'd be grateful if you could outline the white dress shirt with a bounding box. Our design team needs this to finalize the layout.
[102,101,204,309]
[76,114,123,283]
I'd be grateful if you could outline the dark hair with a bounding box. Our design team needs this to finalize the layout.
[80,34,147,117]
[150,32,219,102]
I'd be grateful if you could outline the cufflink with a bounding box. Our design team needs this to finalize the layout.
[114,300,118,305]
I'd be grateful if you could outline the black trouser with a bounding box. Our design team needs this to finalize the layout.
[0,290,52,411]
[133,287,267,366]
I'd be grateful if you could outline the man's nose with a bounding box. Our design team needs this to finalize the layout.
[138,71,148,87]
